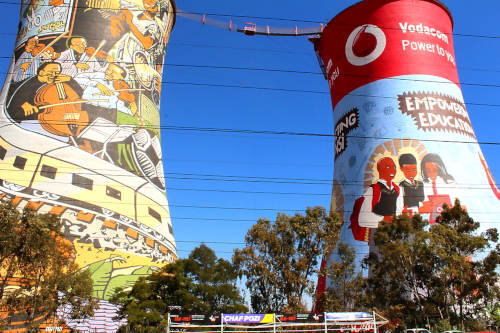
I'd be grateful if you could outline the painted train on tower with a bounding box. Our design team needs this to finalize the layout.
[0,0,176,329]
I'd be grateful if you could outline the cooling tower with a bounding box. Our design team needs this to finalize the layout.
[0,0,176,329]
[313,0,499,286]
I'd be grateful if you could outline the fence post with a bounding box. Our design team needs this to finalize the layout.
[166,313,170,333]
[221,314,224,333]
[372,311,377,333]
[273,313,276,333]
[324,313,328,333]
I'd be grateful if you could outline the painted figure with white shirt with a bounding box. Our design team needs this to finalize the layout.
[57,36,103,77]
[398,153,425,212]
[349,156,405,243]
[358,157,403,226]
[74,63,139,121]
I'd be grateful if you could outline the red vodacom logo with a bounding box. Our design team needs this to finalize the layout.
[345,24,386,66]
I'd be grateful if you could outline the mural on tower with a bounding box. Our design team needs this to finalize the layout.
[313,0,499,289]
[0,0,176,329]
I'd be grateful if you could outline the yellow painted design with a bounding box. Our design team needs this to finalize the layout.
[261,314,275,323]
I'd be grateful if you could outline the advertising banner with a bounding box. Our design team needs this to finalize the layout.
[325,312,373,321]
[314,0,499,280]
[277,313,323,322]
[170,314,222,324]
[222,314,275,324]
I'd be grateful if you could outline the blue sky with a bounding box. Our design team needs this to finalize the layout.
[0,0,498,261]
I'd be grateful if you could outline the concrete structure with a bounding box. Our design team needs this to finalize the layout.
[313,0,499,288]
[0,0,176,329]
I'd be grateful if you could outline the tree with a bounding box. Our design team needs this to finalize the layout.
[321,241,365,312]
[0,203,97,330]
[233,206,343,313]
[430,201,499,330]
[363,213,432,328]
[364,200,499,331]
[112,244,247,332]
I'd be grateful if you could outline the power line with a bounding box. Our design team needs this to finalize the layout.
[166,188,495,200]
[3,56,500,81]
[161,63,500,89]
[0,178,498,212]
[161,125,500,145]
[169,41,312,56]
[71,237,500,250]
[166,81,500,110]
[2,66,496,107]
[1,38,500,75]
[0,167,498,188]
[1,61,500,91]
[169,204,498,214]
[175,240,244,245]
[171,216,500,227]
[176,10,500,40]
[0,119,497,145]
[0,4,498,40]
[167,157,331,168]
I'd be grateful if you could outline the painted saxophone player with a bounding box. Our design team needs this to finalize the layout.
[0,0,176,329]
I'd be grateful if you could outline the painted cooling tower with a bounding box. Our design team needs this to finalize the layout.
[0,0,176,329]
[313,0,499,280]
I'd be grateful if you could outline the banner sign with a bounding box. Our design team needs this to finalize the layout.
[276,313,323,322]
[325,312,373,321]
[222,314,274,324]
[170,314,221,324]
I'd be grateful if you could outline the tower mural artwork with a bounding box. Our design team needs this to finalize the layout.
[313,0,499,287]
[0,0,176,329]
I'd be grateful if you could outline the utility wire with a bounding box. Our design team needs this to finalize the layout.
[0,120,497,145]
[1,182,498,213]
[1,38,500,74]
[171,216,500,225]
[0,4,498,40]
[71,237,500,249]
[0,166,498,188]
[2,174,497,191]
[176,10,500,40]
[167,81,500,110]
[2,56,500,82]
[0,158,495,188]
[1,63,500,90]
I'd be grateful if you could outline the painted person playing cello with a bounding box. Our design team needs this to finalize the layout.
[7,61,93,152]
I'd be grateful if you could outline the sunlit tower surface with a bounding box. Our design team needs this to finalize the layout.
[0,0,176,329]
[312,0,500,292]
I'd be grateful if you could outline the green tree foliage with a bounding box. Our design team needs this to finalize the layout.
[364,200,499,330]
[233,206,343,313]
[0,203,97,330]
[112,244,247,332]
[320,241,365,312]
[430,201,499,330]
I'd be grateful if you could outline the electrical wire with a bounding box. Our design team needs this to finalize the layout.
[0,166,498,189]
[1,38,500,75]
[166,81,500,110]
[1,183,499,214]
[1,62,500,90]
[0,4,497,40]
[0,119,497,145]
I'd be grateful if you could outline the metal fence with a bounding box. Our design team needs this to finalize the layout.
[167,312,389,333]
